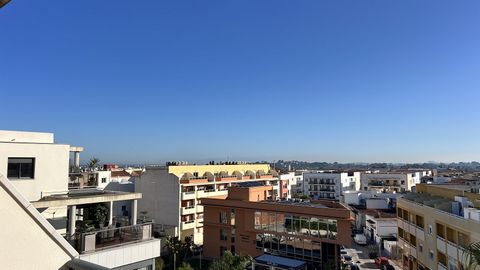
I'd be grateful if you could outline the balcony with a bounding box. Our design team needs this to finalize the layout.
[197,189,227,198]
[181,220,195,230]
[416,226,425,241]
[181,205,196,215]
[438,262,447,270]
[215,176,238,182]
[76,223,160,269]
[181,191,196,200]
[447,241,458,259]
[180,177,209,184]
[437,236,446,253]
[75,223,154,254]
[258,174,273,179]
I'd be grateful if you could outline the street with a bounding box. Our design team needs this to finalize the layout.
[343,243,402,270]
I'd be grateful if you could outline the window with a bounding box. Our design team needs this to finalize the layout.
[8,158,35,179]
[429,250,434,260]
[101,177,107,183]
[419,244,423,253]
[220,229,227,241]
[219,211,227,224]
[231,209,235,225]
[428,225,433,235]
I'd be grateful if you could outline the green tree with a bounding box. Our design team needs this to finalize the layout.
[165,236,184,268]
[178,262,194,270]
[463,242,480,270]
[88,157,101,170]
[209,251,251,270]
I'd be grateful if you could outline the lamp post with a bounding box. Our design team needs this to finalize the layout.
[0,0,12,8]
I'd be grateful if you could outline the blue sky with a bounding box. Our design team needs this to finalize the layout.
[1,1,480,164]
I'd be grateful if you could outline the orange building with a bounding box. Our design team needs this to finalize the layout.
[202,182,353,269]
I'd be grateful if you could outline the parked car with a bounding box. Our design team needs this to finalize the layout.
[354,234,367,245]
[374,257,389,267]
[342,255,353,265]
[350,264,360,270]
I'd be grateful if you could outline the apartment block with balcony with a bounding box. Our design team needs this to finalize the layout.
[0,130,160,270]
[303,171,361,201]
[396,184,480,270]
[361,170,432,193]
[201,182,353,270]
[136,163,281,245]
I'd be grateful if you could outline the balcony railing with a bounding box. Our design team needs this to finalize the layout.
[76,223,153,254]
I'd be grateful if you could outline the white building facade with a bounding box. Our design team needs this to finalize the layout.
[303,171,361,200]
[0,130,160,270]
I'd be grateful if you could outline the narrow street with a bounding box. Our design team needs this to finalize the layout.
[343,243,403,270]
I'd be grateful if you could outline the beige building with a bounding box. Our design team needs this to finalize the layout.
[397,184,480,270]
[136,163,281,244]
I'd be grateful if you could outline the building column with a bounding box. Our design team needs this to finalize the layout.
[74,151,81,168]
[69,205,76,237]
[132,199,138,225]
[108,201,113,226]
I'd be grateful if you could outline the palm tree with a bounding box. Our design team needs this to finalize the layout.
[463,242,480,270]
[209,251,252,270]
[88,157,100,171]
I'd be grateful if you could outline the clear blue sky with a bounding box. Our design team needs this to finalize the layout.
[1,1,480,164]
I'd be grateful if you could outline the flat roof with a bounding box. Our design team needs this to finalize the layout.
[262,199,328,209]
[255,254,306,269]
[33,189,142,208]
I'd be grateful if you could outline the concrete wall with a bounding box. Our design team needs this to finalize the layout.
[0,175,75,269]
[366,199,389,209]
[96,170,112,189]
[79,239,160,269]
[0,130,54,143]
[0,142,70,201]
[135,168,180,227]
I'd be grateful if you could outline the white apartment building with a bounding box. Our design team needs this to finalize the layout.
[303,171,361,201]
[0,130,160,270]
[290,171,305,197]
[365,213,398,245]
[361,170,432,192]
[136,163,281,244]
[278,172,298,199]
